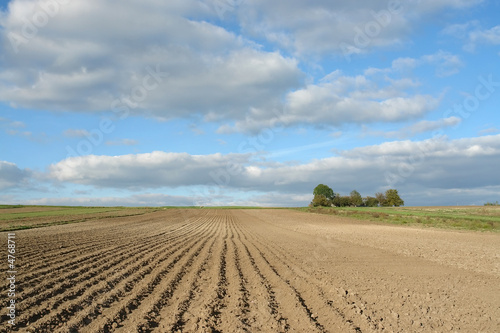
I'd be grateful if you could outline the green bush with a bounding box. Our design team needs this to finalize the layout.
[311,194,330,207]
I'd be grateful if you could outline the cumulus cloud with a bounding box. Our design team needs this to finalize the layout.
[421,51,464,77]
[48,151,253,189]
[0,0,475,134]
[249,134,500,197]
[441,20,480,39]
[342,134,500,159]
[469,25,500,48]
[45,134,500,206]
[0,161,30,190]
[0,0,303,122]
[237,0,483,57]
[220,70,440,133]
[442,20,500,51]
[387,51,464,78]
[338,135,500,192]
[2,134,495,206]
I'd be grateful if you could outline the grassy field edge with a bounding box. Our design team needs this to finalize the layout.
[296,206,500,232]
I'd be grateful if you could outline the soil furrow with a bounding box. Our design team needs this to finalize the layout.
[240,241,290,331]
[130,236,215,332]
[2,208,498,333]
[205,239,228,331]
[164,237,218,332]
[94,217,218,332]
[19,229,195,330]
[226,219,252,331]
[130,214,224,332]
[23,217,213,332]
[236,211,367,332]
[17,214,194,286]
[169,216,228,332]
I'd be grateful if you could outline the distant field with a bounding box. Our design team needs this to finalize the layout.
[1,205,499,232]
[0,205,284,231]
[0,205,158,231]
[299,205,500,232]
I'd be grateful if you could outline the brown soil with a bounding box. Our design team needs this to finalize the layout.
[1,209,499,332]
[0,208,154,231]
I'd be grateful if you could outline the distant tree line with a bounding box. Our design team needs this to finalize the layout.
[310,184,404,207]
[484,201,499,206]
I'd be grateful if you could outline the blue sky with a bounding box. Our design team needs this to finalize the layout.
[0,0,499,206]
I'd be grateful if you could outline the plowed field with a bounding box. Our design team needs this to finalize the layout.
[2,209,499,332]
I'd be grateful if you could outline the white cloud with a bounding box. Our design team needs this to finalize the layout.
[237,0,483,58]
[366,116,462,138]
[420,51,464,77]
[413,0,483,12]
[2,133,497,206]
[14,191,313,207]
[20,193,197,207]
[63,129,90,138]
[388,51,464,78]
[9,120,25,128]
[341,135,500,159]
[6,129,31,137]
[221,71,440,133]
[469,25,500,47]
[217,50,463,133]
[0,1,468,135]
[479,127,499,135]
[44,134,500,206]
[408,117,461,134]
[189,124,205,136]
[442,21,500,51]
[391,57,419,72]
[48,151,253,189]
[217,139,227,145]
[441,20,480,39]
[0,0,303,122]
[0,161,30,190]
[105,139,138,146]
[0,117,50,142]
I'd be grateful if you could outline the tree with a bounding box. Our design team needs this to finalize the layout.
[313,184,334,200]
[333,195,351,207]
[311,194,330,207]
[375,192,386,207]
[350,190,363,207]
[340,196,351,207]
[364,196,379,207]
[385,189,404,207]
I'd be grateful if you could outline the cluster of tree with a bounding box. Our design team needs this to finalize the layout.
[311,184,404,207]
[484,201,499,206]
